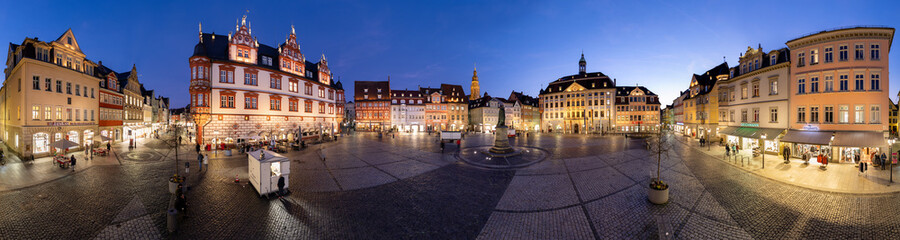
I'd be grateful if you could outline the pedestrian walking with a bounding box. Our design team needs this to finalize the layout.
[882,152,888,170]
[107,142,111,152]
[277,176,285,199]
[197,153,204,172]
[70,155,77,172]
[195,143,200,153]
[782,146,790,163]
[725,144,730,156]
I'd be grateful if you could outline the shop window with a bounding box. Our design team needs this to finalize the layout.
[33,133,49,153]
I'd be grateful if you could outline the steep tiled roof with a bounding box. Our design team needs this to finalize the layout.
[540,72,615,95]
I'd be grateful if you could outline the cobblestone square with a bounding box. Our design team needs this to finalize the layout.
[2,132,900,239]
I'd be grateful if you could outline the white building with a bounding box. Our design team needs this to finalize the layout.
[468,94,518,133]
[390,90,425,132]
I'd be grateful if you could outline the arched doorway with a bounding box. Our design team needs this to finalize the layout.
[574,124,579,134]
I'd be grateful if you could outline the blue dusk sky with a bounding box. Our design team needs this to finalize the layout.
[2,0,899,108]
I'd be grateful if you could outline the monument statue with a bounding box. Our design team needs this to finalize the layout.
[497,105,506,127]
[489,104,514,154]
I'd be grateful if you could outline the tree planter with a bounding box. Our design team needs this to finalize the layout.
[168,181,179,194]
[648,186,669,204]
[169,175,184,194]
[649,178,669,205]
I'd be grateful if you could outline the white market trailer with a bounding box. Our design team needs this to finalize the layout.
[247,150,290,197]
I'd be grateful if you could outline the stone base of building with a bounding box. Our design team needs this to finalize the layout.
[2,124,98,158]
[197,114,339,144]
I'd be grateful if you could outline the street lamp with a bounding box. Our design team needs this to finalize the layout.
[890,138,896,184]
[761,134,767,169]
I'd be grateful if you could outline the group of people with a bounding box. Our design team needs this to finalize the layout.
[724,141,740,156]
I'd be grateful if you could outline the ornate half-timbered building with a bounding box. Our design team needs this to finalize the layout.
[189,15,345,145]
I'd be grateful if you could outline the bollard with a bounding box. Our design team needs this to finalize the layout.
[167,208,178,233]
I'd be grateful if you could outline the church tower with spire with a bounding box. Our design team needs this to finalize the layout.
[469,65,480,100]
[579,53,587,74]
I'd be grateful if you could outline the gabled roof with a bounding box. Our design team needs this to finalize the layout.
[354,81,390,101]
[441,84,466,103]
[193,33,323,82]
[509,91,539,107]
[541,72,615,95]
[615,86,660,105]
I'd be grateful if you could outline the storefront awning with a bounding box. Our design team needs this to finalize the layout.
[831,131,886,147]
[719,126,738,135]
[781,130,834,145]
[731,127,759,138]
[750,128,785,139]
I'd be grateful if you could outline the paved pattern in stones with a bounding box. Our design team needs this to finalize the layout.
[1,132,900,239]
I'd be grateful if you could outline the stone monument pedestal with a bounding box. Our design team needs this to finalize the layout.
[489,126,515,154]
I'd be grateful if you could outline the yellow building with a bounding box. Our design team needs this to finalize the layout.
[539,54,616,134]
[683,62,729,140]
[2,29,102,158]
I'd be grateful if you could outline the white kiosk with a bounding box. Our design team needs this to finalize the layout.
[247,150,290,197]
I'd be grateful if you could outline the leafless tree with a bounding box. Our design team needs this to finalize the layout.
[646,128,673,181]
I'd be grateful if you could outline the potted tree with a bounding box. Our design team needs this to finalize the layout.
[646,127,671,204]
[164,124,186,194]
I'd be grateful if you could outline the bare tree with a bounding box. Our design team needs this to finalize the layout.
[162,124,185,176]
[646,127,673,185]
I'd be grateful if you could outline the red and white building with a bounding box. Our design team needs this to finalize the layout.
[189,15,344,145]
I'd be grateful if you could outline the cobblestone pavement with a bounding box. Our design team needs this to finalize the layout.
[1,132,899,239]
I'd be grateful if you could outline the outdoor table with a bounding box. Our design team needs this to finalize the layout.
[54,156,70,168]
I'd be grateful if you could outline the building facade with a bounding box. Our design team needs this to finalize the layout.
[672,91,687,134]
[421,87,446,132]
[508,91,541,132]
[614,86,661,132]
[190,16,345,144]
[442,84,468,131]
[716,46,791,154]
[783,27,893,163]
[119,66,147,141]
[468,95,508,133]
[2,29,101,158]
[96,65,124,142]
[354,80,390,131]
[683,63,729,140]
[390,89,425,132]
[539,54,616,134]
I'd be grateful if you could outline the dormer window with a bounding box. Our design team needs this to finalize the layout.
[67,37,72,45]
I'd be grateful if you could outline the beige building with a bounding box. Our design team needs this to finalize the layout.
[784,27,893,163]
[717,46,791,154]
[539,54,616,134]
[119,66,147,141]
[2,29,100,158]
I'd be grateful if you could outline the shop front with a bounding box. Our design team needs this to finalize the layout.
[719,126,784,155]
[831,131,887,164]
[781,130,834,163]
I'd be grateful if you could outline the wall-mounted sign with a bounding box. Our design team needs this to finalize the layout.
[740,123,759,127]
[802,124,819,131]
[47,122,94,126]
